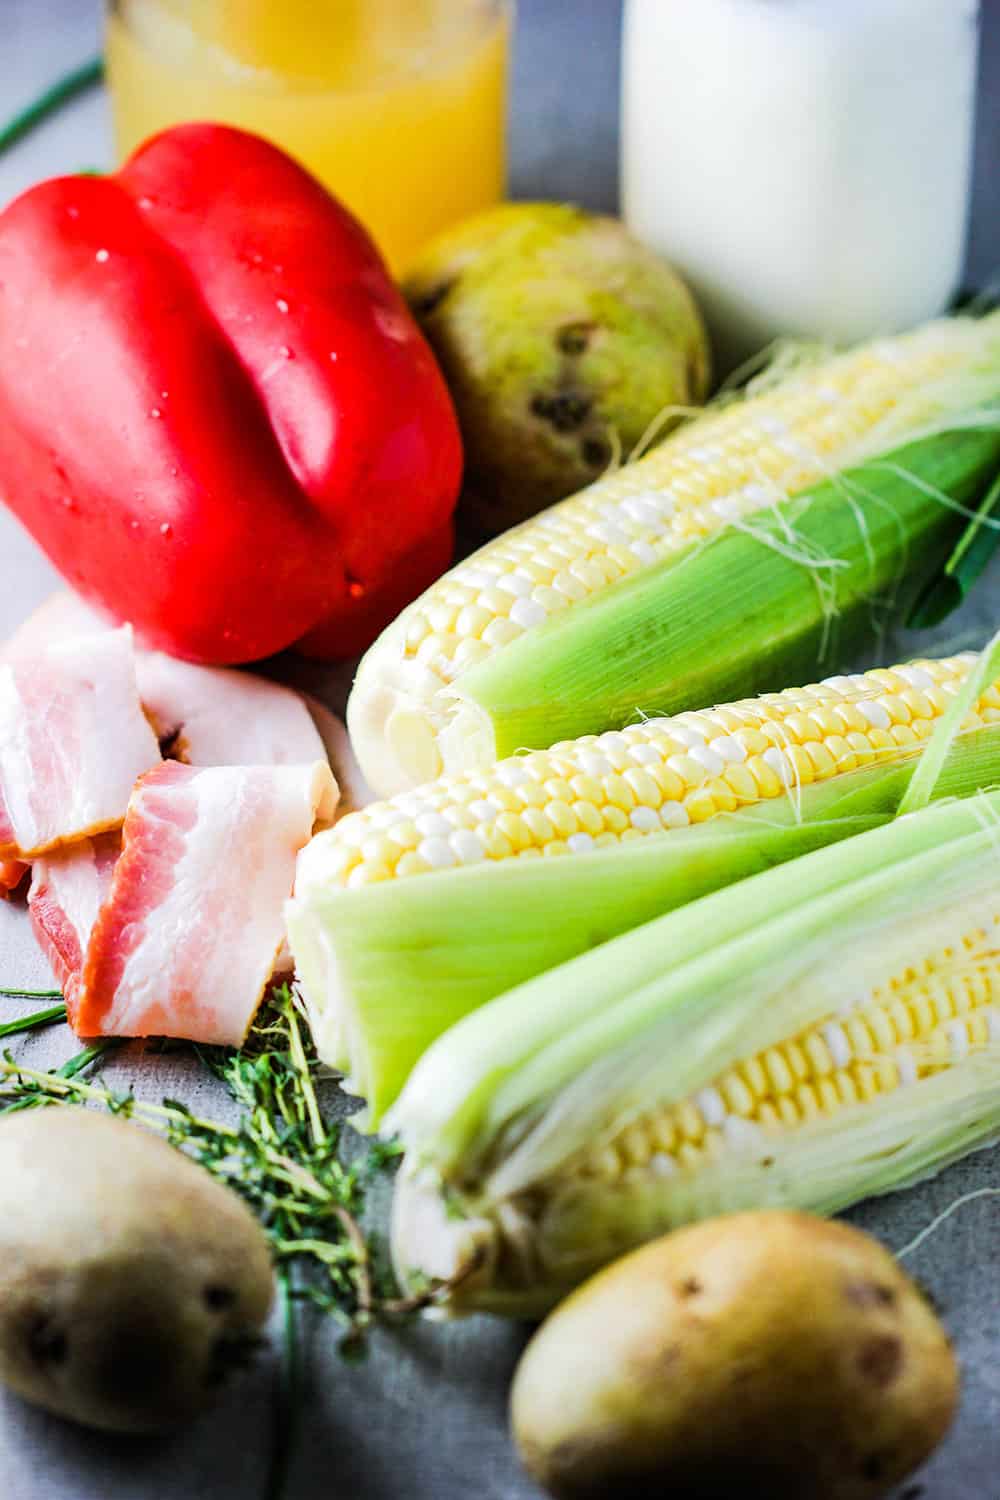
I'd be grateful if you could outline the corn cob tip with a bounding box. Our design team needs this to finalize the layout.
[348,650,503,797]
[391,1167,495,1310]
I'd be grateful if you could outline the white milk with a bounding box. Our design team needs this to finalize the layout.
[621,0,980,371]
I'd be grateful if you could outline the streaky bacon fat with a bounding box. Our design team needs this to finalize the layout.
[74,760,337,1045]
[0,626,161,860]
[28,835,120,1016]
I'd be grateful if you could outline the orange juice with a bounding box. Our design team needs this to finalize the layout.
[105,0,510,272]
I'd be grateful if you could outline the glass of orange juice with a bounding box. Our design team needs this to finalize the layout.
[105,0,511,273]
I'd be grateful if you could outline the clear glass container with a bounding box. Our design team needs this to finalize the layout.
[105,0,511,273]
[622,0,980,371]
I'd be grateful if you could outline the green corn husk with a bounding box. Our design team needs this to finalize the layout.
[388,790,1000,1316]
[287,723,1000,1130]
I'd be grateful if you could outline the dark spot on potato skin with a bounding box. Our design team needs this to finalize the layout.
[203,1284,236,1312]
[205,1332,262,1389]
[846,1281,897,1310]
[28,1317,68,1366]
[93,1326,180,1408]
[862,1451,893,1483]
[678,1276,703,1299]
[857,1334,904,1388]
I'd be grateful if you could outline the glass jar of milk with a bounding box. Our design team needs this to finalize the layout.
[622,0,980,372]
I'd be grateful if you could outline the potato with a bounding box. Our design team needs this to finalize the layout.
[404,203,710,534]
[0,1108,274,1433]
[511,1211,957,1500]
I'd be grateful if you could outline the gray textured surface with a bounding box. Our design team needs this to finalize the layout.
[0,3,999,1497]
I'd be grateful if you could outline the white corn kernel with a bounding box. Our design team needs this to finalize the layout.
[415,812,452,838]
[450,830,486,865]
[509,598,548,630]
[822,1022,852,1070]
[496,574,533,598]
[695,1087,726,1127]
[690,743,725,775]
[417,837,457,869]
[711,735,748,764]
[857,700,892,729]
[659,801,690,828]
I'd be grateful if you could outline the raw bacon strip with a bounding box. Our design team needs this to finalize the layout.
[27,835,120,1015]
[5,591,329,767]
[1,597,107,898]
[0,626,161,860]
[75,760,337,1045]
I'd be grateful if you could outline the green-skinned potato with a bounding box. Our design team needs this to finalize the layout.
[404,203,710,533]
[511,1211,957,1500]
[0,1108,274,1433]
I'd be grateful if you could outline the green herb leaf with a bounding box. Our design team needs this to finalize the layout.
[0,988,64,1001]
[907,468,1000,628]
[0,1003,67,1038]
[0,58,104,157]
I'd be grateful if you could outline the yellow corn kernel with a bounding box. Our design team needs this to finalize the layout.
[571,802,604,836]
[602,805,630,835]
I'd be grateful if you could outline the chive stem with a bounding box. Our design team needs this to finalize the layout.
[0,57,105,157]
[0,988,64,1001]
[265,1266,303,1500]
[0,1004,68,1038]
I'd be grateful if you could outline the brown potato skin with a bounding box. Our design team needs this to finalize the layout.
[0,1108,274,1433]
[511,1211,958,1500]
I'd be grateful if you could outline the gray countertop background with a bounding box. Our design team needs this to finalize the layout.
[0,3,998,1497]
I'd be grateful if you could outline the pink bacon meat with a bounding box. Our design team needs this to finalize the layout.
[72,760,336,1045]
[27,835,120,1011]
[0,625,161,860]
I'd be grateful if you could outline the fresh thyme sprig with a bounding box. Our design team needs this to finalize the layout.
[194,986,385,1339]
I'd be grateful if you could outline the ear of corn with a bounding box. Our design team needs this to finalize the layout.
[348,313,1000,797]
[288,651,1000,1128]
[388,791,1000,1316]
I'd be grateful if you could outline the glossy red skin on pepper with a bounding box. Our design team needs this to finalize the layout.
[0,124,462,663]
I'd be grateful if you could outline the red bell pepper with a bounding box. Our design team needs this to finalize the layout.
[0,124,462,663]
